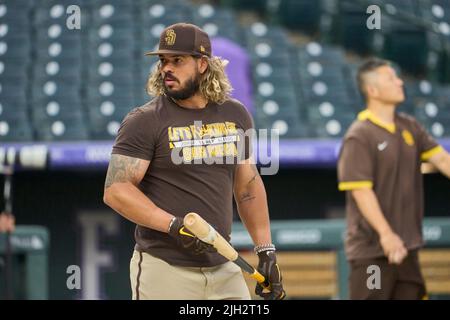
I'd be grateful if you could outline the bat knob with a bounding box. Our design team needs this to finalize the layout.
[184,212,197,228]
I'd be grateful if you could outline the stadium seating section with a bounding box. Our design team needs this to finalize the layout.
[1,0,450,142]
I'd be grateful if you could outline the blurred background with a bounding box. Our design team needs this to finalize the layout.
[0,0,449,300]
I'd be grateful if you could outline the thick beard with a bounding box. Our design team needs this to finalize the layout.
[164,73,201,101]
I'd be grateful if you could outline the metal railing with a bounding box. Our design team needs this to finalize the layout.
[231,217,450,299]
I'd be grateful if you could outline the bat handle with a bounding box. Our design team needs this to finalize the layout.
[250,270,271,290]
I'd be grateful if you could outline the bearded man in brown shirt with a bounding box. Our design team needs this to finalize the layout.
[103,23,285,300]
[338,59,450,299]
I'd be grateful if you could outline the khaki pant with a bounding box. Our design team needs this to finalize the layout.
[130,250,251,300]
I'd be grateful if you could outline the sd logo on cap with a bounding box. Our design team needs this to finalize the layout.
[146,23,211,57]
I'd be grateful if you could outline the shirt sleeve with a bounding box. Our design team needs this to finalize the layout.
[414,120,443,161]
[236,102,255,161]
[111,108,157,161]
[337,136,374,191]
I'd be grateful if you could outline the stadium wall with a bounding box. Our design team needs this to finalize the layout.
[0,169,448,299]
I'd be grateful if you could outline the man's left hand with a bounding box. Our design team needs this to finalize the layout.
[255,249,286,300]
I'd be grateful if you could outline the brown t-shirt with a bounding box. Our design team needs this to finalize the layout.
[338,109,443,260]
[111,95,254,267]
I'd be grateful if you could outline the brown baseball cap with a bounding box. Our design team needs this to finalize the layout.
[145,23,211,57]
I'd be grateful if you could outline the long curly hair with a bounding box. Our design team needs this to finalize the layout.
[146,56,233,105]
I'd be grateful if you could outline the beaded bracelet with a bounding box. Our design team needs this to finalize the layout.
[254,243,276,254]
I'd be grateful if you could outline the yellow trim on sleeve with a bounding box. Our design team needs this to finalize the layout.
[421,145,444,161]
[338,181,373,191]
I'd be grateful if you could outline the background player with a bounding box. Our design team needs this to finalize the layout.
[338,58,450,299]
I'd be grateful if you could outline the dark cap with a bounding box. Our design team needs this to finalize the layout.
[145,23,211,57]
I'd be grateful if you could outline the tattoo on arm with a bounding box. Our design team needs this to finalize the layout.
[104,154,142,189]
[238,165,259,203]
[247,163,259,184]
[239,192,256,203]
[247,173,257,185]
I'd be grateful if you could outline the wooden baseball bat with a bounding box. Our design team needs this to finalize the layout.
[183,212,269,289]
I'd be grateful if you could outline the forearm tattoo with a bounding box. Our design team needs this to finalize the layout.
[238,165,259,204]
[239,192,256,203]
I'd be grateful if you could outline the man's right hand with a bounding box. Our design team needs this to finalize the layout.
[380,231,408,265]
[168,217,217,255]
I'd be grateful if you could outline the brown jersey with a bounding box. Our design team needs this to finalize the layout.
[111,95,254,267]
[338,109,443,260]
